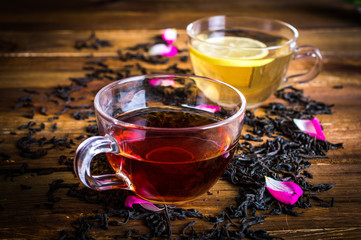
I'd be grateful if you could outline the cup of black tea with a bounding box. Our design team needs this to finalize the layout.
[74,74,246,204]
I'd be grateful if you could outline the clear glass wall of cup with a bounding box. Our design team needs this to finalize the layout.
[187,15,323,108]
[74,74,247,204]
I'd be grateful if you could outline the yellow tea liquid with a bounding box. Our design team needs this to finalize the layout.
[189,30,293,108]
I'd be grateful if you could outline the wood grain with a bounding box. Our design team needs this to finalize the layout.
[0,29,361,56]
[0,0,361,239]
[0,0,360,30]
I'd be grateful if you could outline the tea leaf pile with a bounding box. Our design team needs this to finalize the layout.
[3,32,343,240]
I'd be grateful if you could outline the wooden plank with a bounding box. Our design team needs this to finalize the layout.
[1,164,361,239]
[0,0,360,30]
[1,0,349,13]
[0,54,360,171]
[0,85,360,171]
[0,29,360,56]
[1,55,359,87]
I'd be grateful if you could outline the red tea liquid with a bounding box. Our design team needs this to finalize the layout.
[107,108,237,203]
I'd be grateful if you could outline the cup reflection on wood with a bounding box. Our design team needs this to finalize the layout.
[74,74,247,204]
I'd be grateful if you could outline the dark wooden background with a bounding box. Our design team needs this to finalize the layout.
[0,0,361,239]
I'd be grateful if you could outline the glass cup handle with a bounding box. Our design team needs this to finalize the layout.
[74,135,133,191]
[284,45,323,86]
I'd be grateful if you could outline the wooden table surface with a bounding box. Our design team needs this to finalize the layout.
[0,0,361,239]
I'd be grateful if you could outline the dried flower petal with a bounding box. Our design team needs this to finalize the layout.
[293,117,326,141]
[124,195,163,211]
[195,105,221,113]
[162,28,177,44]
[149,78,175,87]
[265,176,303,205]
[148,43,178,57]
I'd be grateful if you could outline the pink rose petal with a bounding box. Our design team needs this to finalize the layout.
[162,28,177,44]
[148,43,178,57]
[293,117,326,141]
[124,195,163,212]
[149,78,175,87]
[195,105,221,113]
[265,176,303,205]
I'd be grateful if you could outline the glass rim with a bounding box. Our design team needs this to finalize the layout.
[186,15,299,51]
[94,74,247,131]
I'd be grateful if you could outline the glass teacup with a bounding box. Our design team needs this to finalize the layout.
[74,74,246,204]
[187,15,323,108]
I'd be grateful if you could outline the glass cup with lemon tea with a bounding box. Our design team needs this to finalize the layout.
[187,15,323,108]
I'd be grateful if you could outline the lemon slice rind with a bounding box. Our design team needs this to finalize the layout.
[192,36,274,67]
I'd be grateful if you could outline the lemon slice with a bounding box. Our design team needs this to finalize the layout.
[191,36,273,67]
